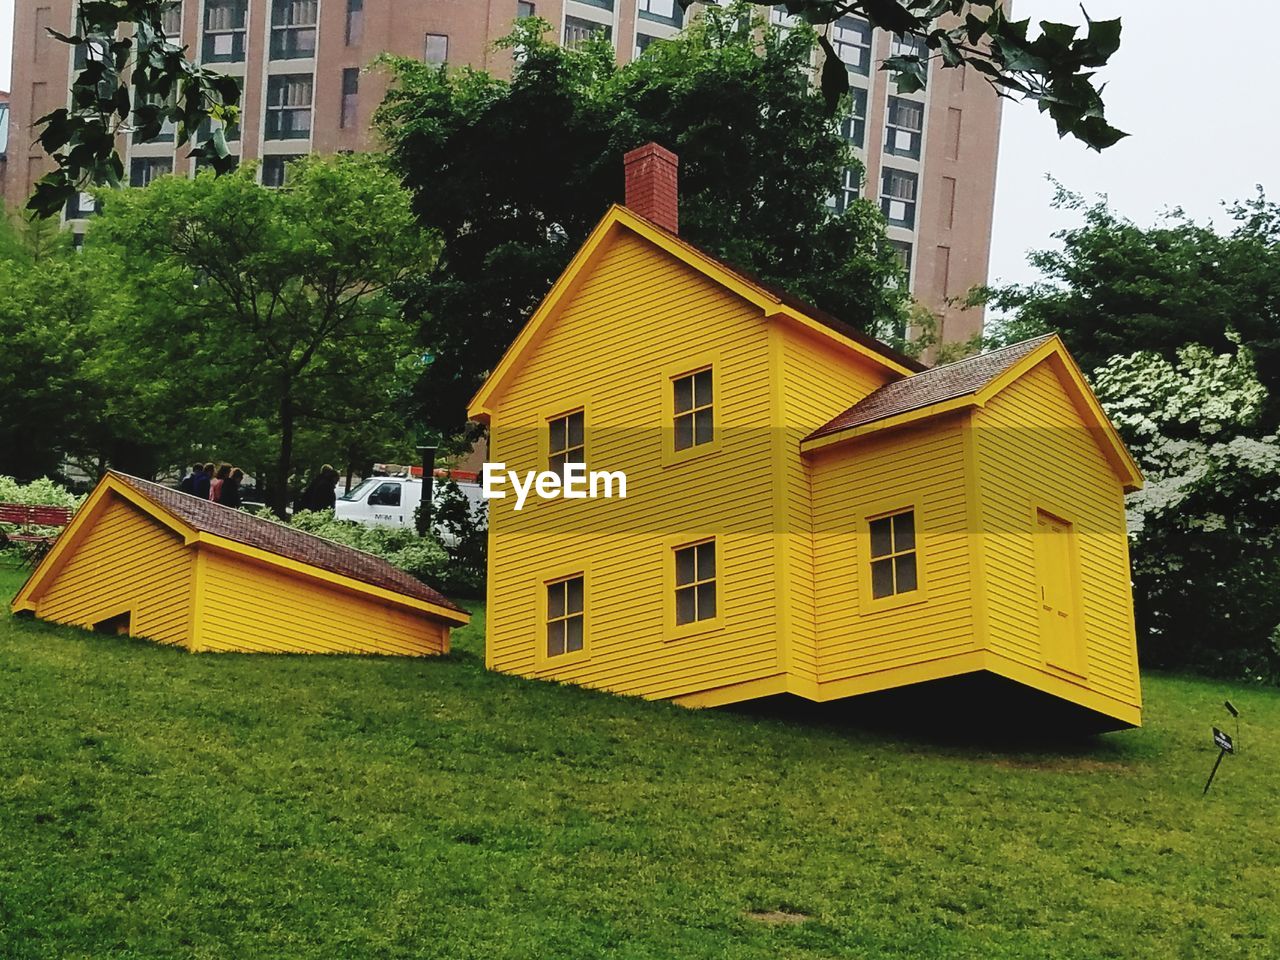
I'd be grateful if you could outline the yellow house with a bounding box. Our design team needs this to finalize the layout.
[11,471,469,654]
[467,143,1144,729]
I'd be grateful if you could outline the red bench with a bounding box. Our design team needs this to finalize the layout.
[0,503,74,563]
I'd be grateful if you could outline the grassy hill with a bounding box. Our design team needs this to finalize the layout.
[1,561,1276,959]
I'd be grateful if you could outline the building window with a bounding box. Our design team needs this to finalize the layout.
[832,15,872,76]
[161,1,183,37]
[271,0,318,59]
[840,86,867,149]
[340,68,359,128]
[673,368,713,452]
[880,167,917,229]
[546,575,585,657]
[130,157,173,187]
[64,191,100,220]
[770,6,802,30]
[261,155,301,187]
[869,509,917,599]
[889,238,912,274]
[202,0,248,63]
[891,33,929,60]
[638,0,681,26]
[133,91,177,143]
[424,33,449,64]
[548,410,585,477]
[264,74,314,140]
[885,96,924,159]
[674,539,716,626]
[578,0,614,10]
[345,0,363,45]
[73,34,109,70]
[564,16,610,49]
[517,1,536,17]
[834,167,860,213]
[196,79,243,142]
[634,33,658,59]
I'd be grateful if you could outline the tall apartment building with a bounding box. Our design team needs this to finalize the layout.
[3,1,1001,341]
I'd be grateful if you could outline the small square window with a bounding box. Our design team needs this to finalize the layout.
[674,539,716,626]
[546,575,585,657]
[869,509,918,599]
[548,410,585,478]
[425,33,449,64]
[673,368,713,451]
[517,1,536,17]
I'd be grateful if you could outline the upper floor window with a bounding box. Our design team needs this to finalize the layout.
[891,32,928,61]
[340,68,360,128]
[885,96,924,160]
[548,410,585,478]
[345,0,364,45]
[869,509,917,599]
[674,539,716,626]
[578,0,614,10]
[880,167,917,229]
[840,86,868,149]
[424,33,449,64]
[517,1,536,17]
[203,0,248,63]
[673,368,713,451]
[546,575,585,658]
[638,0,682,27]
[833,166,860,213]
[832,16,872,76]
[271,0,318,59]
[133,90,176,143]
[65,191,100,220]
[261,155,301,188]
[634,32,658,59]
[130,157,173,187]
[264,74,314,140]
[161,1,183,37]
[564,16,610,49]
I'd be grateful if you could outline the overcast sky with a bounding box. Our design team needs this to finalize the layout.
[2,1,1274,291]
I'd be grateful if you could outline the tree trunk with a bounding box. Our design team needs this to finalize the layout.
[273,393,295,519]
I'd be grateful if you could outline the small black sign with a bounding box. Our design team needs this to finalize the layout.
[1213,727,1234,754]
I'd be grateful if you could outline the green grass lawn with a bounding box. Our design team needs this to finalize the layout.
[1,560,1276,959]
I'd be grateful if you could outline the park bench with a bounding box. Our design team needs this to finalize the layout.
[0,503,74,564]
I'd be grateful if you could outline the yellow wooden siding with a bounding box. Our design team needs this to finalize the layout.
[775,328,896,682]
[974,358,1141,707]
[35,494,192,646]
[486,230,783,699]
[197,549,448,655]
[810,420,976,683]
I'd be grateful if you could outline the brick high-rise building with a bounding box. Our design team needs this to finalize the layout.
[3,1,1001,341]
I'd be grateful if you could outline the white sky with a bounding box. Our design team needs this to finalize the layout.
[2,1,1274,291]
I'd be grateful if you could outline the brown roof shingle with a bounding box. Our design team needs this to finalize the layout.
[112,473,464,613]
[805,335,1057,442]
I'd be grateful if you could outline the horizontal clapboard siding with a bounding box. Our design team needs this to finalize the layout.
[811,421,976,682]
[487,231,781,700]
[975,359,1140,705]
[198,551,447,656]
[37,495,192,646]
[779,330,894,681]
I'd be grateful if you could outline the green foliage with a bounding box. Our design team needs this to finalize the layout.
[85,155,430,514]
[3,562,1280,957]
[378,4,908,432]
[28,0,239,217]
[1093,344,1280,679]
[734,1,1125,150]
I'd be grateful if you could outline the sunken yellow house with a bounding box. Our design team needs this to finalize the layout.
[11,472,469,654]
[469,144,1144,729]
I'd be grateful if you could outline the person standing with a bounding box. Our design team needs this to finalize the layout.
[193,463,215,500]
[178,463,202,495]
[299,464,340,513]
[221,468,245,509]
[209,464,232,503]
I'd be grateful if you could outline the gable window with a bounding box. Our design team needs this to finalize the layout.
[271,0,319,60]
[202,0,248,62]
[869,509,917,599]
[548,410,585,478]
[885,96,924,159]
[546,575,585,657]
[674,539,716,625]
[673,368,713,451]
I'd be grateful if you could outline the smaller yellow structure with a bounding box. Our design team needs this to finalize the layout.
[11,472,469,654]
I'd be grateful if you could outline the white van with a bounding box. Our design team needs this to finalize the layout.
[334,475,486,541]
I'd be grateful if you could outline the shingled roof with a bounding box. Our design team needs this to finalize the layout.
[805,335,1057,442]
[112,472,463,612]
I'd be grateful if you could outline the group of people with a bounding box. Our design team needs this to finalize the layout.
[178,462,245,508]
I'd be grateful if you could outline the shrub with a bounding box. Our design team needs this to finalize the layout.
[0,476,84,510]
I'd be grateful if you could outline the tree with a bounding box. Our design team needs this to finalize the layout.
[29,1,1124,217]
[1092,342,1280,679]
[87,156,430,514]
[984,188,1280,428]
[378,6,909,434]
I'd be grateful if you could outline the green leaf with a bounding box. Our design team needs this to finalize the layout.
[861,0,920,34]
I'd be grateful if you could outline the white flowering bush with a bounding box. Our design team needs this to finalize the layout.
[0,477,84,510]
[1093,342,1280,678]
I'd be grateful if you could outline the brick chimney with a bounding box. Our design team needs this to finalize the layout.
[623,143,679,234]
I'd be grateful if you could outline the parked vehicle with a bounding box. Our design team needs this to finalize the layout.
[334,475,486,542]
